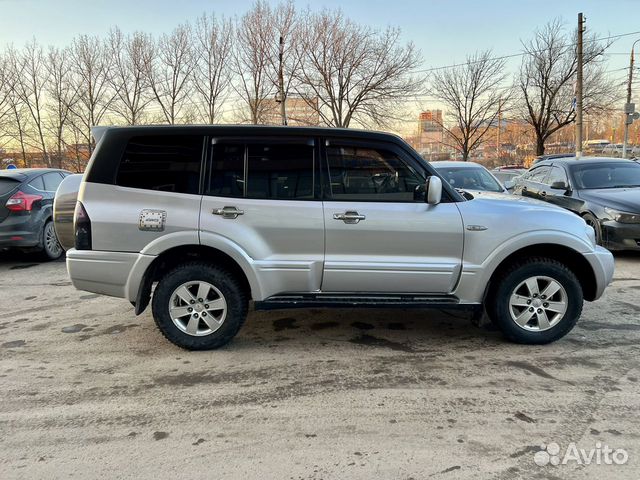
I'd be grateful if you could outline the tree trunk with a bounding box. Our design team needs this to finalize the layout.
[536,135,546,156]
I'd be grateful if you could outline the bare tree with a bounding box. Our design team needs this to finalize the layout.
[430,50,508,161]
[0,52,12,149]
[142,24,194,124]
[519,19,615,155]
[266,1,303,124]
[70,34,114,153]
[46,46,76,168]
[295,10,422,128]
[233,1,275,124]
[191,14,233,124]
[8,41,51,166]
[108,28,152,125]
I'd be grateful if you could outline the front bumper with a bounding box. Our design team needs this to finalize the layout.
[582,246,615,301]
[602,221,640,251]
[66,248,156,301]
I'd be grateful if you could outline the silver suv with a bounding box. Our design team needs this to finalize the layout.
[54,126,615,350]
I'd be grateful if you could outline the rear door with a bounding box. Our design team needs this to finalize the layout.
[320,139,464,294]
[516,165,551,200]
[199,136,325,297]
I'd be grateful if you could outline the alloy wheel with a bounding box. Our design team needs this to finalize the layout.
[168,281,227,336]
[508,275,568,332]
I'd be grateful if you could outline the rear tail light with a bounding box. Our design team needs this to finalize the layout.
[74,201,92,250]
[5,191,43,211]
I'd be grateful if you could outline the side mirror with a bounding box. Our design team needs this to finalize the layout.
[503,180,515,190]
[550,180,567,190]
[425,176,443,205]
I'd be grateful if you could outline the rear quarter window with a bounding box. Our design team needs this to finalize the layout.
[116,136,204,194]
[28,176,45,191]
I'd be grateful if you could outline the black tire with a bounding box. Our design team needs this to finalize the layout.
[487,257,583,344]
[582,213,602,246]
[151,262,248,350]
[41,220,64,261]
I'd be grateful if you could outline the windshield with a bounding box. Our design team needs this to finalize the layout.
[493,171,522,183]
[436,166,504,192]
[571,162,640,189]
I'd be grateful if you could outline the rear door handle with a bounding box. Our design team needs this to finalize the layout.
[212,206,244,219]
[333,211,366,224]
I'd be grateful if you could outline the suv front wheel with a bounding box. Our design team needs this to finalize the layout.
[151,262,248,350]
[487,258,583,344]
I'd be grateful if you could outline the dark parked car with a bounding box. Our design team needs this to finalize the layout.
[512,158,640,251]
[0,168,70,259]
[532,153,575,165]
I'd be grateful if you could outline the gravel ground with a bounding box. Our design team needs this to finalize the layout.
[1,251,639,479]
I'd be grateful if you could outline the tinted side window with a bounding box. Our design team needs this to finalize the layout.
[546,166,568,186]
[43,172,64,192]
[28,175,45,191]
[327,146,423,201]
[117,136,203,194]
[206,141,314,200]
[247,144,313,199]
[208,144,245,198]
[529,166,550,183]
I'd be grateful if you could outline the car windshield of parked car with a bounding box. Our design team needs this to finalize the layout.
[493,171,521,183]
[436,166,504,192]
[571,162,640,189]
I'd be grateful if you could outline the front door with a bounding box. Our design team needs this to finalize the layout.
[320,140,464,294]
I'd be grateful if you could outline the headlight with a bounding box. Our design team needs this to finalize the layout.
[604,207,640,224]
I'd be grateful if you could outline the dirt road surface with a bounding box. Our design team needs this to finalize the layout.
[1,252,639,479]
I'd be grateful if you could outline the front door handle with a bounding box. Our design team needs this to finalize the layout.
[333,211,366,224]
[212,206,244,219]
[541,191,547,197]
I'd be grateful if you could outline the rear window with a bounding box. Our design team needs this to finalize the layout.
[0,178,21,196]
[116,136,203,194]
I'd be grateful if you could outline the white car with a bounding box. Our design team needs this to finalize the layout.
[433,161,509,194]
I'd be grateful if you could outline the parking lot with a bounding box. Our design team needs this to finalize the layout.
[0,252,639,479]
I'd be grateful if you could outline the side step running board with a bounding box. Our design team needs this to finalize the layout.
[254,293,463,310]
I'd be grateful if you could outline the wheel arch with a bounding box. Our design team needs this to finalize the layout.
[484,243,598,302]
[132,244,257,315]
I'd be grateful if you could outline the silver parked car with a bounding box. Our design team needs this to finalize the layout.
[432,161,508,194]
[55,126,614,350]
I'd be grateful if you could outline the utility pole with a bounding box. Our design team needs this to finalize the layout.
[278,35,288,126]
[622,39,639,158]
[496,99,502,161]
[575,12,584,158]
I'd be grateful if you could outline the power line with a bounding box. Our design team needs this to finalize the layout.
[410,30,640,74]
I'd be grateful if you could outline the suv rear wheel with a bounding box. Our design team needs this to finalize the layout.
[487,258,583,344]
[151,262,248,350]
